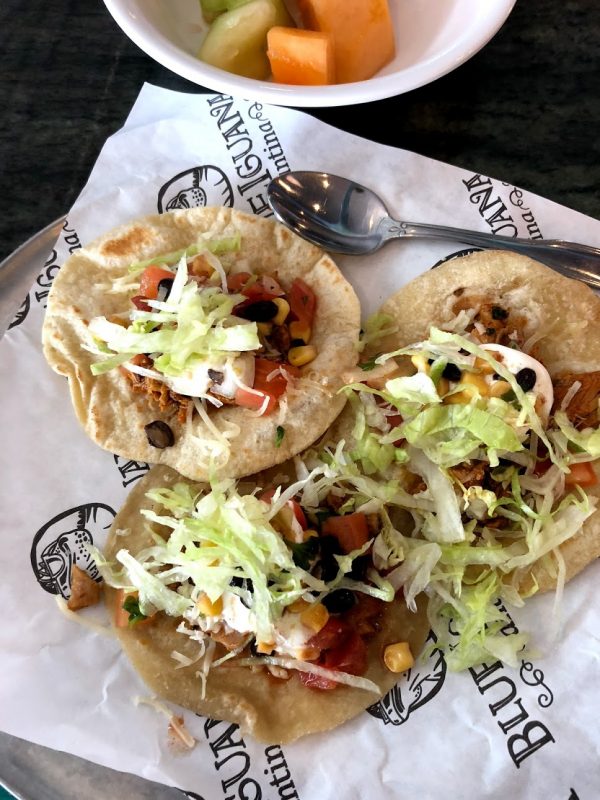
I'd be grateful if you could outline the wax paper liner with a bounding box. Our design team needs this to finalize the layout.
[1,84,599,799]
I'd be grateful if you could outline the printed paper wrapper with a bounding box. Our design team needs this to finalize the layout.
[1,84,599,800]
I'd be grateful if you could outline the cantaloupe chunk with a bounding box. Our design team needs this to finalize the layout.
[267,26,335,85]
[297,0,395,83]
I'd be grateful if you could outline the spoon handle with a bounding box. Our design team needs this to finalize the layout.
[383,219,600,289]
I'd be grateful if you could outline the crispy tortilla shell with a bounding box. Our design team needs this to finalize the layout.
[373,250,600,592]
[105,465,429,744]
[42,208,360,480]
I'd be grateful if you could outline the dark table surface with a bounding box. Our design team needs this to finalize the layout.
[0,0,599,265]
[0,3,599,797]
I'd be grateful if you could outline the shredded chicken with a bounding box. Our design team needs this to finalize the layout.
[345,595,383,636]
[326,491,344,511]
[270,324,291,355]
[210,628,249,651]
[452,296,528,347]
[120,355,190,423]
[67,565,102,611]
[449,461,487,489]
[552,371,600,429]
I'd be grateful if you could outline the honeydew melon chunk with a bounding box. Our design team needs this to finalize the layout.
[200,0,252,25]
[199,0,293,79]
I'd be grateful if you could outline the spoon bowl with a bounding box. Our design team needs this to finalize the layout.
[267,171,600,289]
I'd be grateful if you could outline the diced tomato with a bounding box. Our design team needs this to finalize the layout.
[234,358,294,415]
[308,617,350,650]
[235,274,284,300]
[130,295,152,312]
[138,266,175,300]
[227,272,252,292]
[288,278,316,324]
[260,488,307,529]
[298,671,338,690]
[323,632,368,676]
[322,513,370,554]
[565,461,598,488]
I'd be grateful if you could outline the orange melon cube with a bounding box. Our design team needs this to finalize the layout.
[297,0,395,83]
[267,26,335,85]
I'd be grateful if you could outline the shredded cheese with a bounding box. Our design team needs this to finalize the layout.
[55,596,114,637]
[234,656,382,694]
[560,380,582,412]
[133,696,196,750]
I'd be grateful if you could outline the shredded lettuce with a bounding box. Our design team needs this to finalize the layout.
[89,253,259,379]
[342,322,600,671]
[94,471,393,645]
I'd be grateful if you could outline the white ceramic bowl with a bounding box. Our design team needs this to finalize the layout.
[104,0,516,108]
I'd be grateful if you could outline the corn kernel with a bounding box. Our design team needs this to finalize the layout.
[411,354,429,373]
[300,602,329,633]
[189,254,214,278]
[197,593,223,616]
[461,372,490,394]
[436,377,449,397]
[474,356,495,375]
[444,387,476,405]
[383,642,414,673]
[289,319,311,343]
[288,598,310,614]
[302,528,319,542]
[489,380,512,397]
[257,321,273,336]
[288,345,317,367]
[272,298,290,326]
[256,640,275,654]
[297,645,320,661]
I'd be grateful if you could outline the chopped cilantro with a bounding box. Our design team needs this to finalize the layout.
[290,537,320,570]
[123,595,147,626]
[359,355,381,372]
[275,426,285,447]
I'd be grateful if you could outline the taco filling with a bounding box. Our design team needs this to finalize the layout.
[93,451,427,698]
[343,289,600,671]
[87,236,318,436]
[42,207,361,481]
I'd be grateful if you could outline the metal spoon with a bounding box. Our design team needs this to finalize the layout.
[267,171,600,289]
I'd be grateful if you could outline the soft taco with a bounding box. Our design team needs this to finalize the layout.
[42,207,360,480]
[339,250,600,669]
[94,450,429,744]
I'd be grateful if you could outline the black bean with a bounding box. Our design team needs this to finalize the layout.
[319,535,343,582]
[442,363,461,382]
[349,554,370,581]
[144,420,174,449]
[237,300,278,322]
[491,305,508,320]
[516,367,537,392]
[156,278,174,302]
[486,327,497,336]
[322,589,356,614]
[208,369,224,384]
[229,575,254,607]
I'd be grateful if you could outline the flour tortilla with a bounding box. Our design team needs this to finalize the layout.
[104,465,429,744]
[372,250,600,591]
[42,207,360,480]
